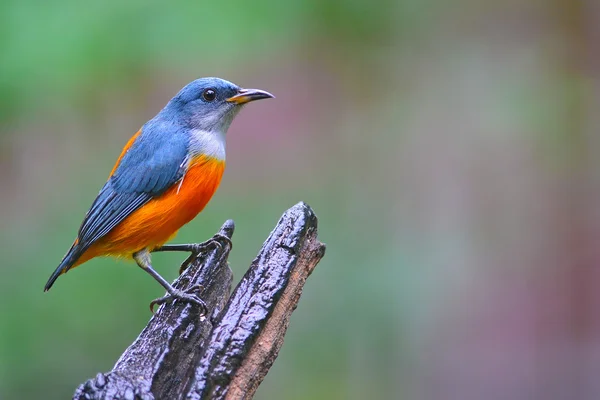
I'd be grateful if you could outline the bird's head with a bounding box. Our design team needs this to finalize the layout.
[161,77,274,133]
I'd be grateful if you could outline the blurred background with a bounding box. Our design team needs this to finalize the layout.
[1,0,599,399]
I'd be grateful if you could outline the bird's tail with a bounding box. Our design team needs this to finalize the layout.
[44,242,83,291]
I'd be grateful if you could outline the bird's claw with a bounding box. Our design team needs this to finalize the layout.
[178,234,233,274]
[149,285,207,315]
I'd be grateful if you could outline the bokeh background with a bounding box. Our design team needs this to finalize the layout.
[1,1,600,399]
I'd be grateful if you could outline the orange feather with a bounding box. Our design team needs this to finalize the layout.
[109,129,142,177]
[72,154,225,268]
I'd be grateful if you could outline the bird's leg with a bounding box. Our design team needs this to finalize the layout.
[152,234,232,274]
[133,249,207,314]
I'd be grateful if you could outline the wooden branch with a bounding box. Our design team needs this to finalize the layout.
[73,202,325,400]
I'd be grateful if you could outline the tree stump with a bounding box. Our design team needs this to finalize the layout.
[74,202,326,400]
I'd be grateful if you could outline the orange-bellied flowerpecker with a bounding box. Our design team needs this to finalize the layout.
[44,77,274,313]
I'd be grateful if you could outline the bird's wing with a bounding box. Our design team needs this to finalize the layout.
[76,129,189,249]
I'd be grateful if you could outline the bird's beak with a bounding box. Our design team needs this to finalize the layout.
[226,88,275,104]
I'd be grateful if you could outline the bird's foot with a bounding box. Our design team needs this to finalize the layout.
[179,234,233,274]
[149,284,207,315]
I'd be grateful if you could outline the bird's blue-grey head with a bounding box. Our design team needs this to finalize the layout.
[159,77,274,133]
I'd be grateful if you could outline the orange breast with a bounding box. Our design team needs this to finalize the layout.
[76,155,225,264]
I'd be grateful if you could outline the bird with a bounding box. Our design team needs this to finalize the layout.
[44,77,274,313]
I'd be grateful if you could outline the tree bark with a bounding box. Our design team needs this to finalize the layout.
[73,202,326,400]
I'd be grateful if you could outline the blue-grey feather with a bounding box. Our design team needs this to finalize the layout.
[76,121,190,250]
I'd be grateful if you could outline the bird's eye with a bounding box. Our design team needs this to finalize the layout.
[202,89,216,102]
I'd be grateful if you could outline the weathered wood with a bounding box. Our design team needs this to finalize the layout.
[73,202,325,400]
[187,202,325,400]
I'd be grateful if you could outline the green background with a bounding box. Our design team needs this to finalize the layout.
[1,1,598,399]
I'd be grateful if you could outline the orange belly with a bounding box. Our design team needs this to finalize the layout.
[74,155,225,266]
